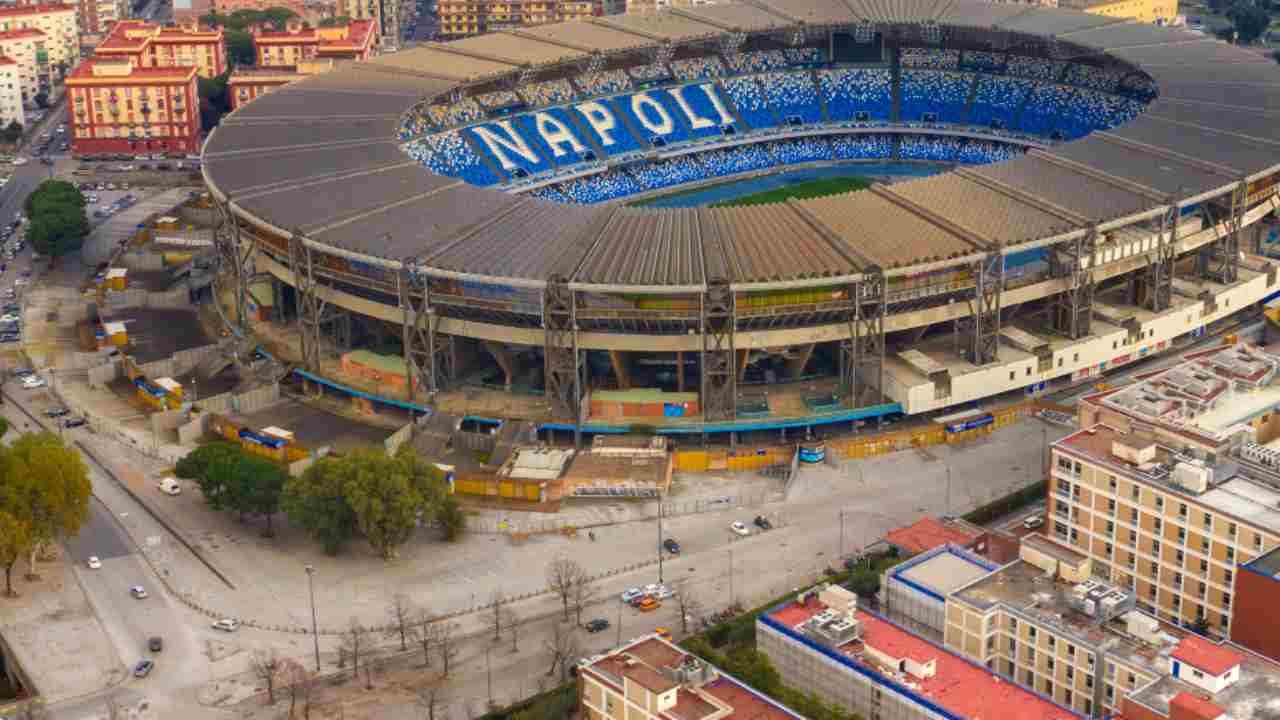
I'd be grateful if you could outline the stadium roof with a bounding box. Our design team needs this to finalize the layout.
[205,0,1280,292]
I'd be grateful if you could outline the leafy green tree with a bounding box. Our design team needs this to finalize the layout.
[724,648,782,695]
[0,433,91,579]
[0,416,9,439]
[23,180,89,260]
[435,495,465,541]
[342,451,424,559]
[25,180,84,216]
[1228,2,1271,43]
[225,29,255,66]
[1,121,20,144]
[240,454,287,536]
[282,455,360,554]
[0,510,31,596]
[319,15,352,26]
[198,71,231,130]
[175,441,241,485]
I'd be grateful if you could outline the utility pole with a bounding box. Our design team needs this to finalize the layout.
[485,646,493,706]
[658,497,664,584]
[729,548,734,607]
[305,565,319,671]
[839,510,845,560]
[616,602,622,647]
[946,465,952,516]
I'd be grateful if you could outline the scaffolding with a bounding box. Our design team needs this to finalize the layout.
[1050,229,1096,339]
[847,271,886,407]
[211,194,254,339]
[399,266,449,403]
[543,276,582,435]
[701,278,736,422]
[957,251,1003,365]
[1196,181,1245,285]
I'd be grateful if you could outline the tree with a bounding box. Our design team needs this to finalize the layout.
[1,121,20,144]
[673,579,702,634]
[437,621,459,677]
[435,495,466,541]
[240,454,287,536]
[225,29,255,65]
[33,91,47,109]
[21,181,89,260]
[570,575,599,627]
[174,441,240,482]
[491,590,504,640]
[282,455,359,554]
[386,592,414,651]
[250,649,285,705]
[0,511,32,597]
[411,608,438,668]
[0,433,91,579]
[543,622,578,679]
[724,648,782,695]
[319,14,351,26]
[417,684,451,720]
[281,660,309,718]
[546,557,586,621]
[1228,2,1270,44]
[341,451,425,559]
[340,618,366,680]
[505,607,520,653]
[198,71,231,130]
[0,416,10,438]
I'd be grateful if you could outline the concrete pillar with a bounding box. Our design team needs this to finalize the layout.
[736,349,749,383]
[609,350,632,390]
[786,343,815,380]
[450,337,482,382]
[676,351,684,392]
[483,341,517,387]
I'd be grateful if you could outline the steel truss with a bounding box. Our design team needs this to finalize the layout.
[701,279,736,422]
[1196,182,1245,285]
[1145,204,1177,312]
[1050,230,1096,339]
[289,232,350,374]
[842,272,886,407]
[399,267,449,404]
[958,252,1003,365]
[543,276,582,427]
[212,195,255,338]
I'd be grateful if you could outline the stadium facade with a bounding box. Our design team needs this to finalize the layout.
[201,0,1280,440]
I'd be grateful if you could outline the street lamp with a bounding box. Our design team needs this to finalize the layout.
[657,496,664,584]
[305,565,319,671]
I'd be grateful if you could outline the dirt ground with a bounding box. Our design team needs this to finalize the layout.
[237,398,395,455]
[112,308,212,363]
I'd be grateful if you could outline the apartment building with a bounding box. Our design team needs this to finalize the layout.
[93,20,226,79]
[0,3,77,74]
[1058,0,1177,24]
[252,19,375,66]
[66,57,200,154]
[79,0,129,34]
[577,634,804,720]
[1053,343,1280,637]
[226,58,331,109]
[436,0,617,39]
[0,57,25,128]
[0,29,47,100]
[1112,636,1280,720]
[759,583,1083,720]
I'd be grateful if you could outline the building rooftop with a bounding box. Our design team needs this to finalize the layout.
[1087,343,1280,445]
[1242,544,1280,580]
[0,3,74,16]
[0,28,46,40]
[889,544,997,601]
[68,59,196,80]
[1173,636,1244,676]
[885,517,983,555]
[766,596,1080,720]
[1055,424,1280,534]
[97,20,220,53]
[579,635,804,720]
[1125,643,1280,719]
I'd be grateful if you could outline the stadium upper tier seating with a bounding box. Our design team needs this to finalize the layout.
[403,57,1150,193]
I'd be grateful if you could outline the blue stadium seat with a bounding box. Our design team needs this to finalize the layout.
[831,134,893,160]
[900,70,970,124]
[462,122,555,176]
[969,76,1034,130]
[819,68,892,122]
[720,76,776,130]
[405,132,502,187]
[760,72,822,124]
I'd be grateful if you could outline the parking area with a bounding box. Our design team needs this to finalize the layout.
[80,187,193,265]
[236,398,394,454]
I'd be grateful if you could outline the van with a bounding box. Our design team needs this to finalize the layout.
[157,477,181,495]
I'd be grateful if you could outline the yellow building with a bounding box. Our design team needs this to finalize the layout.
[0,56,24,129]
[94,21,227,80]
[1060,0,1178,25]
[436,0,613,39]
[0,3,77,75]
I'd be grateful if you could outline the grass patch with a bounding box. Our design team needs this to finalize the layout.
[711,175,871,207]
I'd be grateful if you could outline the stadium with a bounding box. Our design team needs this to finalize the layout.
[201,0,1280,442]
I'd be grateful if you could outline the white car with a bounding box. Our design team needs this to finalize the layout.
[730,521,750,536]
[87,556,101,569]
[211,618,240,632]
[11,158,26,166]
[1023,516,1045,530]
[0,314,19,322]
[130,586,148,599]
[651,584,675,599]
[21,377,45,389]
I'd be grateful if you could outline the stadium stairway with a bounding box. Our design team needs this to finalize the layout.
[1009,83,1037,135]
[812,69,831,124]
[460,131,509,183]
[608,98,654,151]
[890,48,903,122]
[562,110,611,161]
[714,80,753,131]
[959,73,981,127]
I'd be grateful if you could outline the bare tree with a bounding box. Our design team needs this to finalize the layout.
[340,618,366,680]
[546,556,586,621]
[437,620,460,677]
[250,648,285,705]
[416,683,452,720]
[544,621,579,679]
[504,606,520,652]
[362,654,376,690]
[491,589,504,640]
[673,579,703,635]
[101,697,123,720]
[280,659,307,718]
[386,592,415,652]
[570,575,600,626]
[411,608,438,668]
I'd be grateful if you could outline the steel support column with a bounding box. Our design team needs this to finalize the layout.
[289,231,325,373]
[543,276,582,437]
[212,195,254,338]
[849,271,885,407]
[1196,183,1244,285]
[1147,205,1177,312]
[959,252,1003,365]
[398,267,448,404]
[1051,230,1096,339]
[701,279,736,422]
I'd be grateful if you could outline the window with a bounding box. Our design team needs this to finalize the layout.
[1067,644,1075,658]
[1179,503,1188,518]
[1109,476,1118,491]
[1028,626,1037,640]
[1226,547,1235,563]
[1223,593,1232,609]
[1156,497,1164,511]
[1106,685,1115,702]
[1178,527,1186,544]
[1256,534,1264,551]
[1225,569,1233,585]
[1131,486,1140,501]
[1176,550,1185,565]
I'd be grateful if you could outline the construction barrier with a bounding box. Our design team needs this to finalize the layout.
[674,446,791,473]
[207,413,311,464]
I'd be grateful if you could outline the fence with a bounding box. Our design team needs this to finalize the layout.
[384,422,414,456]
[826,402,1036,461]
[674,445,793,473]
[104,286,190,310]
[87,359,122,388]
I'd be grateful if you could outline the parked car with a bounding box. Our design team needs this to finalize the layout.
[636,597,661,612]
[130,586,148,599]
[62,417,87,429]
[148,637,163,652]
[1023,516,1045,530]
[44,407,69,417]
[730,521,750,536]
[211,618,240,632]
[20,376,44,388]
[87,556,101,569]
[0,334,20,343]
[133,660,154,678]
[620,587,645,604]
[584,618,610,633]
[651,584,674,600]
[663,538,680,555]
[753,515,773,530]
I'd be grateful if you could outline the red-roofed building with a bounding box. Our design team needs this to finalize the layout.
[1167,692,1227,720]
[885,517,984,555]
[1171,637,1243,692]
[226,59,332,110]
[251,19,376,67]
[94,20,226,79]
[577,635,804,720]
[0,3,76,75]
[762,585,1084,720]
[66,58,199,155]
